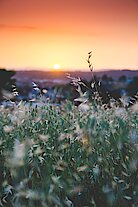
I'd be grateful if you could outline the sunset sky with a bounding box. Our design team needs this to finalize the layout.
[0,0,138,71]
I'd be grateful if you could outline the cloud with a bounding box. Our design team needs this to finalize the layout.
[0,24,37,30]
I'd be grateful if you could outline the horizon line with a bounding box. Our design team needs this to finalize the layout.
[1,67,138,72]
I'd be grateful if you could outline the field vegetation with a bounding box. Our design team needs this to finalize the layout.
[0,53,138,207]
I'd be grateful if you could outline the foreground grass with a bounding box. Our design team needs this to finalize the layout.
[0,99,137,207]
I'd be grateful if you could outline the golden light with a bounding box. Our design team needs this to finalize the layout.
[53,64,60,70]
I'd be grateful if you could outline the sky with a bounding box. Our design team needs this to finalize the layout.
[0,0,138,71]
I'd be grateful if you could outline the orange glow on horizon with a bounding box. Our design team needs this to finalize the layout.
[0,0,138,71]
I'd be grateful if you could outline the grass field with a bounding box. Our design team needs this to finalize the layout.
[0,83,138,206]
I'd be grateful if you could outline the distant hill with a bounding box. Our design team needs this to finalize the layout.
[14,69,138,84]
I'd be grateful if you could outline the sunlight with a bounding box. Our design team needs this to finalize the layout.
[53,64,60,70]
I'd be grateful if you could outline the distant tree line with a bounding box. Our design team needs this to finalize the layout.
[0,68,137,106]
[0,68,16,101]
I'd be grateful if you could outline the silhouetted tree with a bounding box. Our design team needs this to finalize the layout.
[0,68,16,100]
[127,76,138,97]
[118,75,126,82]
[108,77,113,82]
[102,74,108,83]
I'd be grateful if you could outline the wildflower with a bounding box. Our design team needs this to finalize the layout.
[78,103,90,112]
[38,134,49,141]
[77,165,88,172]
[3,125,14,133]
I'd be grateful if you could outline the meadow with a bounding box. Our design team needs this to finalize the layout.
[0,86,137,207]
[0,52,138,207]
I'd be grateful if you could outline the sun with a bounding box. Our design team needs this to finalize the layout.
[53,64,60,70]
